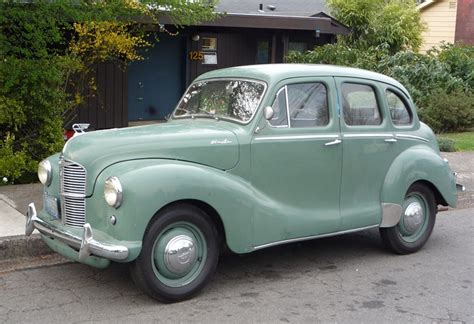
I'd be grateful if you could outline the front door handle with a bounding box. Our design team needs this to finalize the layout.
[384,138,397,143]
[325,139,342,146]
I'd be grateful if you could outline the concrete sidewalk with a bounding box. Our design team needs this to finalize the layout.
[0,152,472,261]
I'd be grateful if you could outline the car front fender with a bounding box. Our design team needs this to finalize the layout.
[94,159,256,258]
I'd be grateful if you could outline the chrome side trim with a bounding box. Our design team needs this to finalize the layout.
[380,203,403,227]
[25,203,128,261]
[253,224,379,250]
[395,134,430,143]
[255,134,338,141]
[343,133,392,138]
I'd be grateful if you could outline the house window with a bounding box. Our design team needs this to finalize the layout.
[288,42,307,53]
[202,37,217,51]
[256,41,269,64]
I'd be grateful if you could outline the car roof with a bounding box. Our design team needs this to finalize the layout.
[196,64,409,95]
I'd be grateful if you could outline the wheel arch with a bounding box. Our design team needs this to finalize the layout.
[147,199,227,251]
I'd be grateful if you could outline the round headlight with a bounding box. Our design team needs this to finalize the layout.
[104,176,123,208]
[38,160,52,186]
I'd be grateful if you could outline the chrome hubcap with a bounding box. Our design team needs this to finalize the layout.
[403,201,424,235]
[163,235,197,275]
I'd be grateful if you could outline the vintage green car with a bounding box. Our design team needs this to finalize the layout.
[26,64,460,302]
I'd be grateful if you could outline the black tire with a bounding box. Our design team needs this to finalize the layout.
[380,183,436,255]
[130,203,219,303]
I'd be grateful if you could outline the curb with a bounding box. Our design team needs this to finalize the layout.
[0,234,54,261]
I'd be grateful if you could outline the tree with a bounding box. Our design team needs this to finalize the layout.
[328,0,424,53]
[0,0,217,184]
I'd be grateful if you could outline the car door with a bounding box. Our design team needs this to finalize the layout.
[335,77,398,230]
[250,77,342,248]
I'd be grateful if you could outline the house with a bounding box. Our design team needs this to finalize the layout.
[417,0,474,53]
[72,1,349,130]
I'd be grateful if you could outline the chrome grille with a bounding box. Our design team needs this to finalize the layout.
[60,160,87,227]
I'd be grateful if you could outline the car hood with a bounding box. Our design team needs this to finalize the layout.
[62,120,239,196]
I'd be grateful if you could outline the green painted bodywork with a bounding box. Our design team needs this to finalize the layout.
[39,64,457,266]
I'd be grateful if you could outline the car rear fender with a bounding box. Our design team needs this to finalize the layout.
[380,146,457,226]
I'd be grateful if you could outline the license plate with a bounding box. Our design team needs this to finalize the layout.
[44,193,59,220]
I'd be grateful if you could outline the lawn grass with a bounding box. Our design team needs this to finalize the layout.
[437,131,474,152]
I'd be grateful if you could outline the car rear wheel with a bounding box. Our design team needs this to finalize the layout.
[130,204,219,302]
[380,183,436,254]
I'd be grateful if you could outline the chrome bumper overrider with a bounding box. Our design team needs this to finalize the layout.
[456,183,466,192]
[25,203,128,262]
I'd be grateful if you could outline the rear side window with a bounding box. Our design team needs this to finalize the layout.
[342,83,382,126]
[386,90,412,126]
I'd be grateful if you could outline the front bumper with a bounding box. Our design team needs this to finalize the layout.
[25,203,128,262]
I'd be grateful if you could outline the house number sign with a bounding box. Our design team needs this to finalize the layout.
[189,51,204,61]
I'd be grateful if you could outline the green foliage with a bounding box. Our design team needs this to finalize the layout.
[327,0,423,53]
[418,90,474,133]
[438,131,474,152]
[0,134,34,185]
[436,137,456,152]
[286,43,388,71]
[0,0,217,184]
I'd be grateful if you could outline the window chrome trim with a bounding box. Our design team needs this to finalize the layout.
[254,134,339,141]
[268,86,289,128]
[395,134,429,143]
[172,77,268,125]
[284,85,291,128]
[253,224,379,250]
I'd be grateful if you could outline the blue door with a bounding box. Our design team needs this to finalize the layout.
[128,35,185,121]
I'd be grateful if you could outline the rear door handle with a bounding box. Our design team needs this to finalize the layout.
[384,138,397,143]
[325,139,342,146]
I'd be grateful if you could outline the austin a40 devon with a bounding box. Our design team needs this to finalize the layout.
[26,64,460,302]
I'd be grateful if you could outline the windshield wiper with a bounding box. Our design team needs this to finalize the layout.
[198,109,219,120]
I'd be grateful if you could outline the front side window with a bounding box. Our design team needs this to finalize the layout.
[342,83,382,126]
[386,90,412,126]
[287,83,328,127]
[269,82,329,128]
[174,80,266,123]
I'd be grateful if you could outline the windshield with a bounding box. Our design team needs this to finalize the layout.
[173,79,266,123]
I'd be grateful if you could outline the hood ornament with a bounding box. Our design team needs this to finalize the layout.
[72,123,90,136]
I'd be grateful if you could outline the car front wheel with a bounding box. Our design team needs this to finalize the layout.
[380,183,436,254]
[130,204,219,302]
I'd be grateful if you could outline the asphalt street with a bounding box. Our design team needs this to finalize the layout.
[0,208,472,323]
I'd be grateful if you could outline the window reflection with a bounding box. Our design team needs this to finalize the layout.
[175,80,266,123]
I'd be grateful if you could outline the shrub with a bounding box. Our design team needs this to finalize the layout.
[418,89,474,133]
[437,137,456,152]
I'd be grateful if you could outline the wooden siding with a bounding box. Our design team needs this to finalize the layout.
[68,63,128,130]
[189,31,257,81]
[419,0,458,53]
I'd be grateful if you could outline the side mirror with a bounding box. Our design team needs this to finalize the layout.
[263,106,274,120]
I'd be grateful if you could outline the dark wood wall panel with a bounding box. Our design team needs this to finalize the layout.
[71,63,128,130]
[191,31,259,81]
